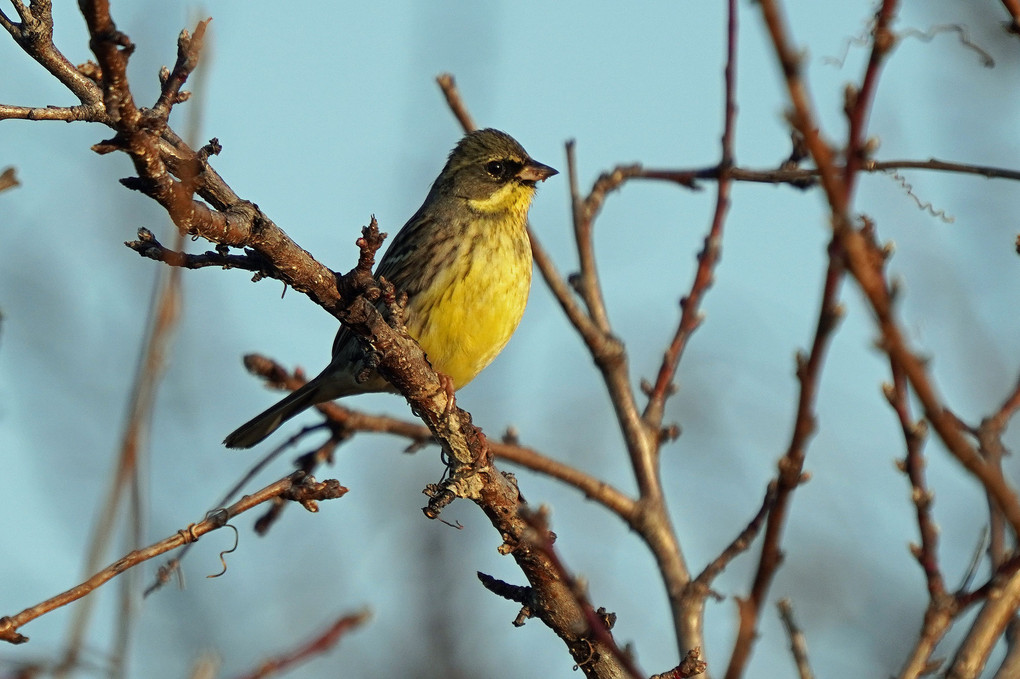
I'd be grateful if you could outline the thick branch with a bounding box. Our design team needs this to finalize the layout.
[1,0,103,105]
[0,6,640,674]
[0,102,106,121]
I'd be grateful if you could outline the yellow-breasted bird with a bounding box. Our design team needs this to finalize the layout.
[224,128,557,448]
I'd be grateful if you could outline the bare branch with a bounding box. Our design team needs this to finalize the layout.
[693,483,777,590]
[517,508,644,679]
[996,620,1020,679]
[1003,0,1020,35]
[568,141,613,335]
[0,472,347,645]
[643,0,738,429]
[885,371,945,597]
[648,648,708,679]
[898,591,959,678]
[843,0,900,195]
[726,238,844,679]
[948,571,1020,679]
[151,20,210,120]
[236,355,639,521]
[435,73,476,132]
[230,611,370,679]
[777,599,815,679]
[766,0,1020,535]
[0,167,18,193]
[624,157,1020,189]
[0,0,103,105]
[126,227,276,275]
[0,103,106,121]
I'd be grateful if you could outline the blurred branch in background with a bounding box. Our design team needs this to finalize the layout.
[53,16,213,677]
[0,166,17,193]
[1000,0,1020,34]
[776,599,815,679]
[229,611,370,679]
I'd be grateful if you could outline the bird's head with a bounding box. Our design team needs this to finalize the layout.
[436,128,558,216]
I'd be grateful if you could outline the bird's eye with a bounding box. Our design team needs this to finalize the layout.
[485,160,505,178]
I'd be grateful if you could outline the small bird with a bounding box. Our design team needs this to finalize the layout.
[224,129,557,448]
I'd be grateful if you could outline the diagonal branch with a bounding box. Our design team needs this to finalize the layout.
[232,611,371,679]
[2,0,103,106]
[643,0,739,430]
[3,7,633,675]
[0,167,18,193]
[726,236,845,679]
[0,472,347,645]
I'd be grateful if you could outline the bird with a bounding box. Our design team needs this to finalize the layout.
[224,128,557,448]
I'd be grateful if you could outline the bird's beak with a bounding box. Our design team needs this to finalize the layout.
[517,160,558,184]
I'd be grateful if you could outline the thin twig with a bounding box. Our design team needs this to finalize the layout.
[568,141,613,334]
[643,0,738,430]
[0,167,19,193]
[0,473,347,645]
[884,368,944,597]
[981,376,1020,567]
[0,0,103,105]
[126,227,275,275]
[435,73,476,132]
[886,358,959,675]
[843,0,900,195]
[693,483,777,589]
[777,599,815,679]
[230,611,370,679]
[726,237,844,679]
[231,355,639,520]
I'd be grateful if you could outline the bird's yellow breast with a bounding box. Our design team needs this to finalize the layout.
[404,197,533,389]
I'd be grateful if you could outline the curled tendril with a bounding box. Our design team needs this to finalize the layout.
[826,22,994,69]
[206,509,238,579]
[900,24,994,68]
[883,170,955,224]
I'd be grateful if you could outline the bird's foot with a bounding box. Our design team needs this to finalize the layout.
[438,372,457,415]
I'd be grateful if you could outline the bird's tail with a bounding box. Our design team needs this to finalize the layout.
[223,379,330,449]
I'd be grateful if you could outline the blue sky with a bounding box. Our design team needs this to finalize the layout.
[3,2,1020,677]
